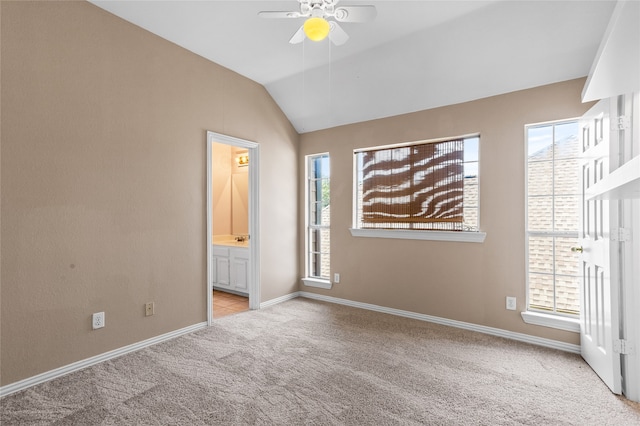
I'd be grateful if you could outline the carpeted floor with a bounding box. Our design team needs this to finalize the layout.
[2,298,640,425]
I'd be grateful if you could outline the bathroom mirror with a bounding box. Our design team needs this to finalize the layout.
[231,172,248,235]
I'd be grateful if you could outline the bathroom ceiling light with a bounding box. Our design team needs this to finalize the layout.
[236,154,249,166]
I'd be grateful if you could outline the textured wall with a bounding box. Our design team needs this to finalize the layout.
[1,1,299,386]
[299,78,594,345]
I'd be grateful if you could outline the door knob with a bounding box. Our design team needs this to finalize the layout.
[571,246,583,253]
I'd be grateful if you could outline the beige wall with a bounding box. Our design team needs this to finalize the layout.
[0,1,299,386]
[299,78,594,345]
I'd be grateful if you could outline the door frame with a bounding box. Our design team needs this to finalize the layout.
[617,92,640,401]
[206,131,260,325]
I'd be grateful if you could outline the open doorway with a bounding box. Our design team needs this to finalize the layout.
[206,131,260,324]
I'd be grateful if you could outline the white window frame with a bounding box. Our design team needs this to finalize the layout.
[302,153,331,289]
[349,134,486,243]
[522,119,580,333]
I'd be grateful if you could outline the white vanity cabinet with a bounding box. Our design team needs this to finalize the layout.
[212,245,250,295]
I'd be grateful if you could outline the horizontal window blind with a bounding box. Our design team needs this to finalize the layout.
[360,139,464,230]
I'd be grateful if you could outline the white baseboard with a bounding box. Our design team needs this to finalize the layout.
[1,292,581,398]
[0,322,208,398]
[260,291,301,309]
[298,292,581,354]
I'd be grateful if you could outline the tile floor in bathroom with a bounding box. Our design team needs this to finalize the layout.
[212,290,249,318]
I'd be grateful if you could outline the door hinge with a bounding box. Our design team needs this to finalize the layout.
[611,228,631,242]
[614,339,635,355]
[614,115,630,130]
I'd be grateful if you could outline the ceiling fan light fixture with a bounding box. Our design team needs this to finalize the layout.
[303,17,330,41]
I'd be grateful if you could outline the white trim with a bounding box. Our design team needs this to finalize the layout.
[524,119,582,321]
[304,153,330,280]
[585,155,640,200]
[206,131,261,320]
[206,137,213,325]
[260,291,301,309]
[352,136,482,238]
[302,277,332,289]
[623,197,640,401]
[349,228,486,243]
[299,292,580,354]
[248,144,261,310]
[521,311,580,333]
[2,293,583,397]
[582,1,640,102]
[0,322,207,398]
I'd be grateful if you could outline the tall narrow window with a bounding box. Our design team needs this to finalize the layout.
[526,120,580,316]
[305,154,330,285]
[354,136,479,232]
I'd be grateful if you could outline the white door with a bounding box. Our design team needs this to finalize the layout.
[578,99,622,394]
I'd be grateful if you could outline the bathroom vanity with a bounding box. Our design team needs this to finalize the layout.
[212,239,250,296]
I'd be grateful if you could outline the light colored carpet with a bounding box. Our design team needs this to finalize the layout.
[2,298,640,425]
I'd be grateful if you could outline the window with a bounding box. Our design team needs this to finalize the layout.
[525,120,580,320]
[303,154,330,288]
[352,136,482,242]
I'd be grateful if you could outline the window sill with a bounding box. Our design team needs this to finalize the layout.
[349,228,486,243]
[302,277,332,290]
[521,311,580,333]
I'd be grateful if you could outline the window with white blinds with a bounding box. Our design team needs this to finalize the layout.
[354,136,479,232]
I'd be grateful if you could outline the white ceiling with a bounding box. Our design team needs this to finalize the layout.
[89,0,617,133]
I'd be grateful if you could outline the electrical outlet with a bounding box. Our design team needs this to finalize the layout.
[92,312,105,329]
[334,273,340,283]
[506,297,517,311]
[145,302,154,317]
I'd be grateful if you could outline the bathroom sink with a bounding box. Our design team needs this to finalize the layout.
[213,235,250,248]
[214,240,249,248]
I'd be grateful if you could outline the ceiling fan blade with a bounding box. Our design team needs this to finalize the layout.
[328,21,349,46]
[333,6,377,23]
[258,11,303,19]
[289,25,305,44]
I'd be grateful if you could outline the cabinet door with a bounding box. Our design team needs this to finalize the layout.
[230,248,250,293]
[231,256,249,292]
[215,256,231,288]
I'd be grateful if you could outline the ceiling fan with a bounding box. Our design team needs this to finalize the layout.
[258,0,377,46]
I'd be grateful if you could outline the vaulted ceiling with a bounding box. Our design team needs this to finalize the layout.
[89,1,616,133]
